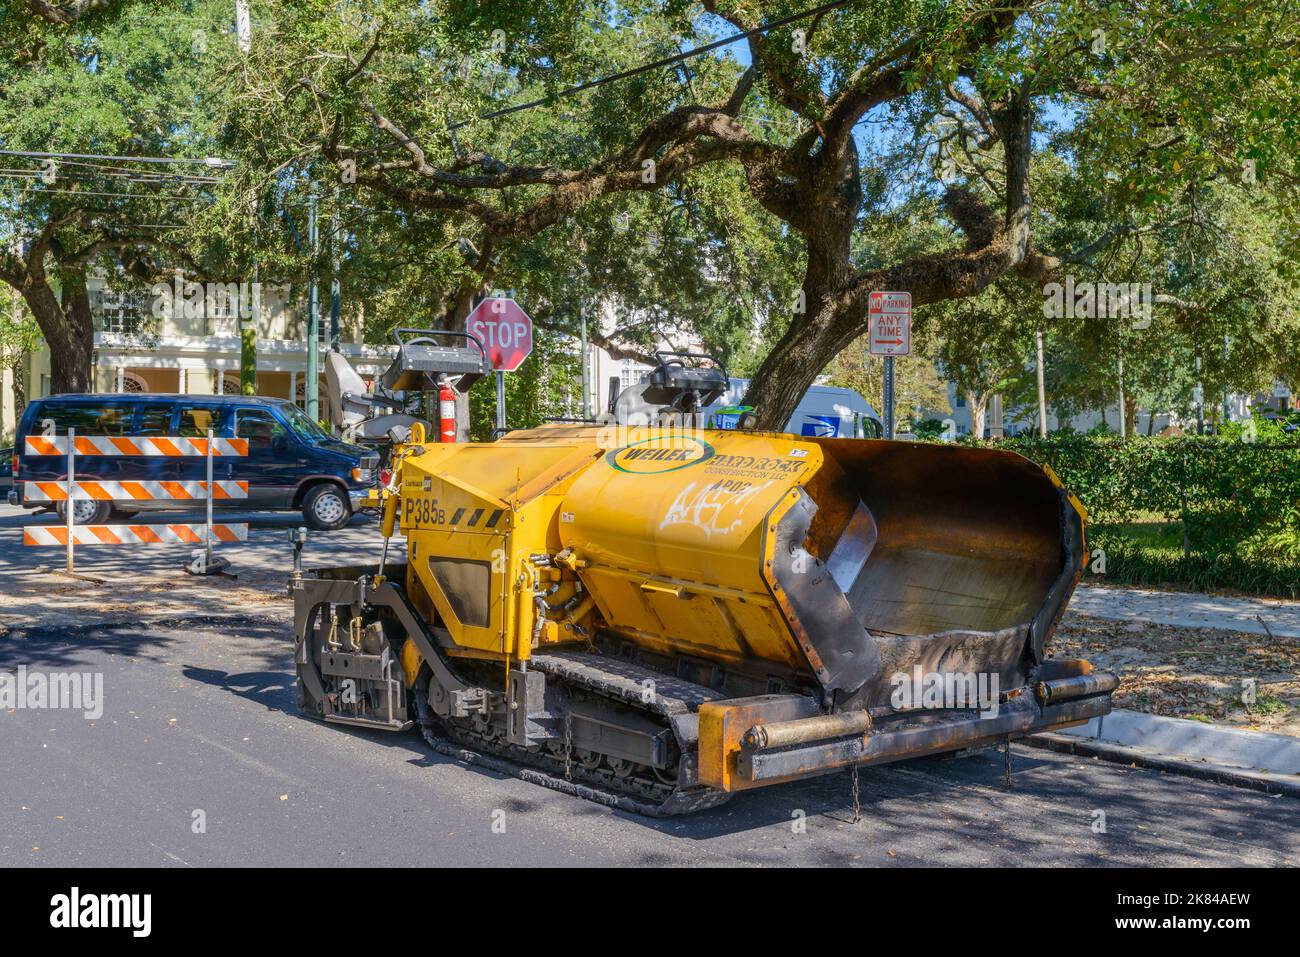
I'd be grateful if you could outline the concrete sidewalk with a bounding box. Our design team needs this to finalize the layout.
[1071,583,1300,638]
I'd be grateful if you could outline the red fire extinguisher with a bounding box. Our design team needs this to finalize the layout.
[438,380,457,443]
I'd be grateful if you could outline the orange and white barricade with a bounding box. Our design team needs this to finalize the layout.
[24,480,249,502]
[23,435,248,457]
[24,523,249,546]
[22,428,248,574]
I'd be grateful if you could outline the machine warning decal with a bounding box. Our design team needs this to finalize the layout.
[403,498,504,529]
[606,436,715,474]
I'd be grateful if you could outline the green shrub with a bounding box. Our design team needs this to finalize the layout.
[910,417,948,441]
[989,426,1300,597]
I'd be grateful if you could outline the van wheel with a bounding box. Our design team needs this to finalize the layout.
[56,500,112,526]
[302,483,351,531]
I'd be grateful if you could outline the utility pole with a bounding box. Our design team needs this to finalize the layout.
[236,6,253,392]
[1116,314,1127,440]
[235,1,251,53]
[241,198,258,395]
[306,191,320,422]
[329,186,341,353]
[579,303,591,419]
[1035,327,1048,438]
[1195,354,1205,434]
[1222,334,1231,423]
[1117,352,1126,440]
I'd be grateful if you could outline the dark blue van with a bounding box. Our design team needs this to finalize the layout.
[10,394,378,530]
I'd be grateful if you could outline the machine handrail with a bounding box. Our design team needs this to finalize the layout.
[390,327,488,364]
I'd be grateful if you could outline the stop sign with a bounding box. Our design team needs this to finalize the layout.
[467,297,533,372]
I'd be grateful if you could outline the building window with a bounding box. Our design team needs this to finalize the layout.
[206,285,240,319]
[91,287,154,335]
[620,359,644,390]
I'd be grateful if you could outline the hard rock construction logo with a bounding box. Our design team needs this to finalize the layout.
[605,436,715,474]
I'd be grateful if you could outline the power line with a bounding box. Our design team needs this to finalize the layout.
[0,149,234,169]
[0,168,221,187]
[33,158,224,183]
[0,186,209,201]
[448,0,853,130]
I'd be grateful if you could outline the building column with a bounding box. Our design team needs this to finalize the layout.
[115,366,124,392]
[289,370,298,403]
[178,367,186,393]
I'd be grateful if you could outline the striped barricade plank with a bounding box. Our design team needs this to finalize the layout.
[23,523,249,546]
[23,436,248,457]
[23,480,249,502]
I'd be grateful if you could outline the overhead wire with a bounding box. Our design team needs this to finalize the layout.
[447,0,853,130]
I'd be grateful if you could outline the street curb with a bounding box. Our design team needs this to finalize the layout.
[1025,733,1300,798]
[1057,709,1300,774]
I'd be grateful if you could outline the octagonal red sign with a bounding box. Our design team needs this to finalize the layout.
[467,297,533,372]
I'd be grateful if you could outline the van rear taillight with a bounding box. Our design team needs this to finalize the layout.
[11,450,18,480]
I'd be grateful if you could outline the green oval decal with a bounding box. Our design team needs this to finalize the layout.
[605,436,716,474]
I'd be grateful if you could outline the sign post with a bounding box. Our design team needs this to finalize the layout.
[205,427,214,567]
[868,291,912,439]
[467,296,533,433]
[65,427,75,573]
[495,371,506,433]
[883,357,895,440]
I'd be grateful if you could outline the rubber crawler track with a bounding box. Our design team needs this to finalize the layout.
[416,648,732,817]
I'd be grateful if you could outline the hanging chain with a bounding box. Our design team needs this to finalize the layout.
[850,763,861,823]
[563,710,574,781]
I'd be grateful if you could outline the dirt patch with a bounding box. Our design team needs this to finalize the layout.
[1053,611,1300,737]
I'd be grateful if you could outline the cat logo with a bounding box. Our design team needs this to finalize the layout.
[606,436,715,475]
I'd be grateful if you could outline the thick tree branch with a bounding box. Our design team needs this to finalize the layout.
[534,317,656,364]
[701,0,823,117]
[24,0,121,24]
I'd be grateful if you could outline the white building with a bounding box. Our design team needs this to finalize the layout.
[2,271,394,440]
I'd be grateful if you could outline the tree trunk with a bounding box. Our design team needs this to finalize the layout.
[741,304,842,429]
[10,350,27,416]
[740,137,862,429]
[22,279,93,394]
[1124,392,1139,436]
[968,392,988,439]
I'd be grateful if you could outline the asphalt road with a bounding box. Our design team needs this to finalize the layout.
[1,504,1296,867]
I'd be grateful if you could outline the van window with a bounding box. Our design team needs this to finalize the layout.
[178,406,226,437]
[235,408,286,449]
[35,403,133,436]
[137,405,175,435]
